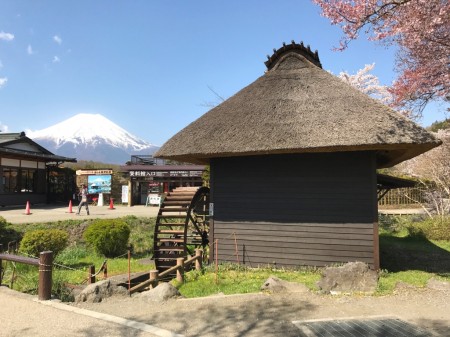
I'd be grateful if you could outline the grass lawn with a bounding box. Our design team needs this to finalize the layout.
[1,215,449,300]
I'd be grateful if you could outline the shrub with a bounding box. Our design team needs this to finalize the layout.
[407,217,450,241]
[84,219,130,257]
[20,229,69,257]
[55,245,89,265]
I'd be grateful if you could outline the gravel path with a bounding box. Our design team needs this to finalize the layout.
[72,286,450,337]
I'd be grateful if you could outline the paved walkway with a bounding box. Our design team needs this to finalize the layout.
[0,287,176,337]
[0,203,160,224]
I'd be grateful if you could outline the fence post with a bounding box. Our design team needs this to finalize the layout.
[149,269,159,289]
[88,265,95,284]
[103,261,108,279]
[176,258,184,283]
[0,245,3,285]
[8,241,16,254]
[38,251,53,301]
[195,249,202,271]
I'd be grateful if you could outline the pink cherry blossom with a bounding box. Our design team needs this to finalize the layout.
[313,0,449,115]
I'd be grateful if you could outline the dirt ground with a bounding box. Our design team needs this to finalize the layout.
[72,284,450,337]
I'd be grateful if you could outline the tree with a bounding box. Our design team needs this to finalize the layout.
[398,129,450,217]
[338,63,411,117]
[313,0,450,115]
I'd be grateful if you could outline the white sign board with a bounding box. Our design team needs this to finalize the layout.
[121,185,129,203]
[147,194,161,206]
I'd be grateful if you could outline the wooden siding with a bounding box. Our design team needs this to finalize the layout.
[210,152,378,268]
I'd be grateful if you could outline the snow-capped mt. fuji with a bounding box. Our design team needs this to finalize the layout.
[27,113,159,164]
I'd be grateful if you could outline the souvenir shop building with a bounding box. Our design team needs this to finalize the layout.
[120,156,205,205]
[0,132,76,206]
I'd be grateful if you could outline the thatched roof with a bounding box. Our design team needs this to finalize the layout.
[155,41,440,168]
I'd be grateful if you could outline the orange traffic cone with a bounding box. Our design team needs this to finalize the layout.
[68,200,74,213]
[108,198,115,210]
[24,201,31,215]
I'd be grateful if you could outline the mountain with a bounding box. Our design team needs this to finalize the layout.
[27,113,159,164]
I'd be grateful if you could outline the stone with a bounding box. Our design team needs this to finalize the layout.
[138,282,183,302]
[75,280,128,303]
[260,276,309,293]
[427,278,450,291]
[316,262,379,294]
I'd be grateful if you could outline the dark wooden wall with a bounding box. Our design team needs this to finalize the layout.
[210,151,378,268]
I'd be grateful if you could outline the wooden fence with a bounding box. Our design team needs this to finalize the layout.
[378,187,427,206]
[0,247,53,300]
[129,248,203,294]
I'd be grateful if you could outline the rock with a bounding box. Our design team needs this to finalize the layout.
[316,262,379,295]
[138,282,183,302]
[75,280,128,303]
[260,276,309,293]
[427,278,450,291]
[394,281,415,292]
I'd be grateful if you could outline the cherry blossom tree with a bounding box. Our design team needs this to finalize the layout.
[313,0,449,115]
[338,63,411,117]
[398,130,450,217]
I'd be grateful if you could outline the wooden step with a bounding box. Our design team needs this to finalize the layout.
[156,230,185,235]
[158,215,187,219]
[164,196,193,201]
[158,238,185,243]
[160,208,188,213]
[155,246,185,252]
[162,201,191,206]
[153,253,185,259]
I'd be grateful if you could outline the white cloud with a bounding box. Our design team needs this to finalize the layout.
[52,56,60,63]
[53,35,62,45]
[27,44,34,55]
[0,122,9,132]
[0,31,14,41]
[0,77,7,88]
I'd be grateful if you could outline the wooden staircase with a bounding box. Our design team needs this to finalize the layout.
[153,187,200,275]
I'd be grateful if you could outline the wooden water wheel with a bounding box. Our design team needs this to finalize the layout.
[153,186,210,275]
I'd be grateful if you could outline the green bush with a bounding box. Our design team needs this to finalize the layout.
[407,217,450,240]
[20,229,69,257]
[55,245,89,265]
[84,219,130,257]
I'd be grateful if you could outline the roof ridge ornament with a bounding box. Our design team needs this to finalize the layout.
[265,40,322,70]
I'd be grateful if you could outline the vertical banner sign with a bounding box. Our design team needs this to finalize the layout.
[121,185,129,203]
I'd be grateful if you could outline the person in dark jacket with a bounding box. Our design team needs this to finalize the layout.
[77,184,90,215]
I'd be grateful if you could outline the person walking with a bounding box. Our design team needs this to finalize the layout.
[77,184,90,215]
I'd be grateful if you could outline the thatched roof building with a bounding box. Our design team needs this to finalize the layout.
[155,42,440,270]
[155,41,440,167]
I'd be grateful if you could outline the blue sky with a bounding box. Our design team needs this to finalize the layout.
[0,1,446,146]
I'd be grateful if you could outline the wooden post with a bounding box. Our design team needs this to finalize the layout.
[176,258,184,283]
[195,249,202,270]
[38,251,53,301]
[149,269,159,289]
[127,246,131,291]
[8,241,16,254]
[88,265,95,284]
[0,245,3,285]
[103,261,108,279]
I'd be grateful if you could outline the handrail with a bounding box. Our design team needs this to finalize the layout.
[128,249,203,294]
[0,251,53,300]
[0,253,39,266]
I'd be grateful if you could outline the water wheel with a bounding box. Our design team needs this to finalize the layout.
[153,186,210,275]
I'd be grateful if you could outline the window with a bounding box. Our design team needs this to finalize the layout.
[21,169,36,192]
[3,168,18,192]
[2,168,37,193]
